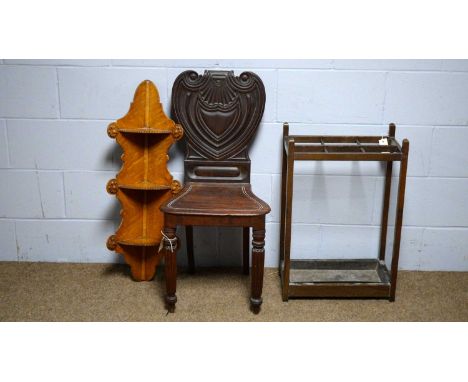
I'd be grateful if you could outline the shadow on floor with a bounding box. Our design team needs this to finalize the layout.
[100,263,131,278]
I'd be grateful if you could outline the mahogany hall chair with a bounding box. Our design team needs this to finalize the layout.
[160,70,270,313]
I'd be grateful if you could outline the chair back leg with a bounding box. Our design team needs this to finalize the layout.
[185,225,195,274]
[243,227,250,275]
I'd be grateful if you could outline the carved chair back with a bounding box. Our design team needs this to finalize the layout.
[171,70,265,183]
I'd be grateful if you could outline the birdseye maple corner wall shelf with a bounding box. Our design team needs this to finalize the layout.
[105,80,184,281]
[279,122,409,301]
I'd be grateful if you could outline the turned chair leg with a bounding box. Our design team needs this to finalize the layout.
[163,226,178,313]
[186,225,195,274]
[250,224,265,314]
[243,227,250,275]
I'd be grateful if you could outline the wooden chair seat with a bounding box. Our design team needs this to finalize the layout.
[161,182,270,217]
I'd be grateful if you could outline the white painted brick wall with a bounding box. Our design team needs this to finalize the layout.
[7,120,120,171]
[271,174,378,225]
[0,120,8,167]
[0,66,59,118]
[15,219,118,263]
[430,127,468,177]
[64,171,118,219]
[277,70,387,124]
[0,170,65,218]
[0,220,16,261]
[1,59,467,271]
[384,72,468,125]
[58,68,168,119]
[372,177,468,227]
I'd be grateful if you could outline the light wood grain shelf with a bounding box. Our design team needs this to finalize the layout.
[116,236,160,247]
[118,127,173,134]
[118,182,171,191]
[105,80,183,281]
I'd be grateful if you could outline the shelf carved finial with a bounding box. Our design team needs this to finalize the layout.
[171,180,182,194]
[106,179,118,194]
[173,124,184,140]
[106,235,117,250]
[107,123,119,138]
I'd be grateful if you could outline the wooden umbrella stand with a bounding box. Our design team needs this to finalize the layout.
[279,123,409,302]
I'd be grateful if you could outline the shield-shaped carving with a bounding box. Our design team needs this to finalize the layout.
[172,70,266,160]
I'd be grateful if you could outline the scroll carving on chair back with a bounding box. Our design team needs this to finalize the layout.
[171,70,266,183]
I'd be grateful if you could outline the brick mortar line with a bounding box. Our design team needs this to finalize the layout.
[281,123,468,128]
[2,117,466,129]
[55,68,62,118]
[0,218,118,222]
[3,62,468,73]
[14,221,19,261]
[2,217,468,231]
[277,68,468,74]
[2,117,114,122]
[1,168,468,180]
[381,71,389,124]
[3,120,11,167]
[427,127,437,175]
[61,172,67,218]
[274,69,279,124]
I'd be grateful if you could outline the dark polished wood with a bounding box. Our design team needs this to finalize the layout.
[185,225,195,274]
[280,123,409,301]
[171,70,266,184]
[281,137,295,302]
[379,123,395,261]
[163,225,178,312]
[161,70,270,313]
[390,139,409,301]
[288,284,390,298]
[243,227,250,275]
[279,123,289,279]
[162,182,269,216]
[251,226,265,313]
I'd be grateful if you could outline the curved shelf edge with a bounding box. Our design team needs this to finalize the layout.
[118,128,173,134]
[116,237,160,247]
[118,182,171,191]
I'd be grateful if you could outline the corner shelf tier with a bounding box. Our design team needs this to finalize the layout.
[113,187,171,245]
[114,132,176,187]
[116,236,160,247]
[118,182,171,191]
[118,127,173,134]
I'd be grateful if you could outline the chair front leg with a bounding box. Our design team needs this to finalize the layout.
[163,225,178,313]
[251,222,265,314]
